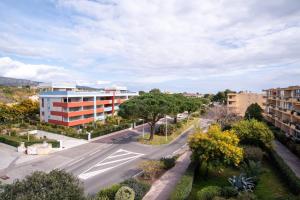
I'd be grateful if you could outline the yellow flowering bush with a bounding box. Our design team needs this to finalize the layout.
[188,124,243,168]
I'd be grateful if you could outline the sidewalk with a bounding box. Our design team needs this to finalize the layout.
[274,140,300,178]
[143,151,192,200]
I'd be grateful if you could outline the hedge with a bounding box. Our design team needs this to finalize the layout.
[121,178,150,200]
[0,136,20,147]
[97,178,150,200]
[0,135,60,148]
[270,125,300,159]
[266,148,300,195]
[169,162,196,200]
[91,123,131,138]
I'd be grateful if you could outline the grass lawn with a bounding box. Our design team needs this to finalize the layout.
[137,118,199,145]
[189,160,296,200]
[189,167,239,200]
[254,161,295,200]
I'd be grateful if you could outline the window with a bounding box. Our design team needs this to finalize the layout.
[41,98,44,107]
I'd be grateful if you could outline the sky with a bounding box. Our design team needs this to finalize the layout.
[0,0,300,93]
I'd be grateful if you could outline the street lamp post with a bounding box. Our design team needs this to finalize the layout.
[142,119,145,139]
[165,115,168,142]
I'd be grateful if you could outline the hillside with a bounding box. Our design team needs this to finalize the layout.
[0,76,39,87]
[0,86,38,104]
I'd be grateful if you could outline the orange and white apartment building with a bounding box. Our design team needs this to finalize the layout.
[263,86,300,141]
[39,83,138,128]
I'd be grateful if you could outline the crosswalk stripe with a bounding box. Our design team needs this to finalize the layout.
[78,149,144,180]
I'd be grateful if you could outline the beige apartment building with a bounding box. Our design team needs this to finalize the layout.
[263,86,300,140]
[227,92,265,116]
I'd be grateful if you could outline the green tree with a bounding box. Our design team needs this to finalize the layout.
[0,169,85,200]
[212,89,235,104]
[138,90,146,95]
[232,119,274,148]
[149,88,161,94]
[244,103,263,121]
[188,124,243,175]
[118,93,170,140]
[167,94,186,123]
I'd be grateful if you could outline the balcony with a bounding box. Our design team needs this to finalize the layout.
[51,109,94,117]
[292,129,300,141]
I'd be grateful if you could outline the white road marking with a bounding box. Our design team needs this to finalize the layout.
[60,143,112,169]
[78,149,144,180]
[88,147,106,156]
[103,152,132,159]
[66,157,84,167]
[96,155,142,166]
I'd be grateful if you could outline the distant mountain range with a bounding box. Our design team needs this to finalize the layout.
[0,76,40,87]
[0,76,100,90]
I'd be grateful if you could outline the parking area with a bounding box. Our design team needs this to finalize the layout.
[32,130,88,149]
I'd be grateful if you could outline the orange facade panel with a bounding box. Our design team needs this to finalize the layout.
[53,100,113,108]
[96,100,112,105]
[53,101,94,108]
[48,118,94,127]
[96,108,104,113]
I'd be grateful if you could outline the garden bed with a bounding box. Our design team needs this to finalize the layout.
[188,158,297,200]
[137,117,199,145]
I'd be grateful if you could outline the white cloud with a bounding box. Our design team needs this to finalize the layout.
[56,0,300,79]
[0,0,300,90]
[0,57,77,82]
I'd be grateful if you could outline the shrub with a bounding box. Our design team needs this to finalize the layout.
[157,124,176,136]
[0,169,85,200]
[243,146,264,162]
[220,186,238,198]
[91,123,131,138]
[237,191,257,200]
[160,157,176,170]
[232,119,274,148]
[97,184,121,200]
[197,186,221,200]
[115,186,135,200]
[10,130,17,136]
[170,163,195,200]
[212,197,227,200]
[139,160,163,180]
[241,161,261,183]
[266,148,300,195]
[121,178,150,200]
[228,174,255,192]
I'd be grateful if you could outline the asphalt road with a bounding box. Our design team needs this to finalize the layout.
[1,118,211,195]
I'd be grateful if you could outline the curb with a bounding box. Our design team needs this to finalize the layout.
[89,123,147,142]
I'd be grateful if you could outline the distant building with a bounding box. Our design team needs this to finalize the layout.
[39,83,138,128]
[263,86,300,140]
[227,91,265,116]
[29,95,39,102]
[182,92,203,98]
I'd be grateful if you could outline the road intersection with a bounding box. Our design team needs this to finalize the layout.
[0,118,211,195]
